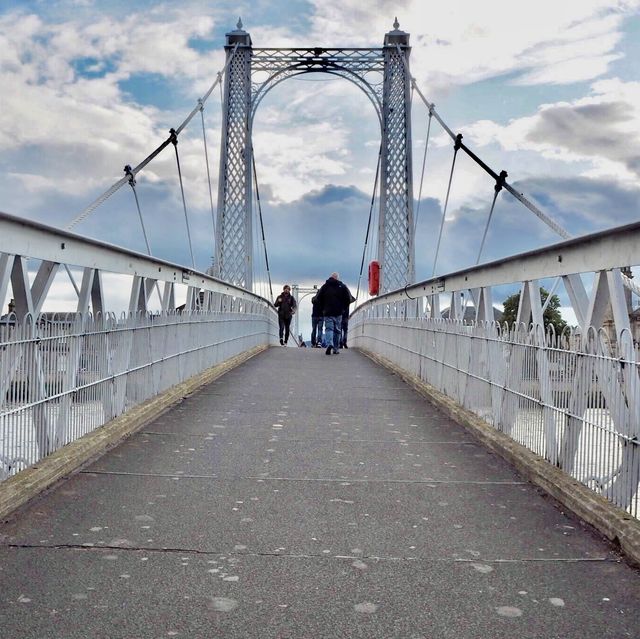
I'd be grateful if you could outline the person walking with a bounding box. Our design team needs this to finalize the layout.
[314,272,350,355]
[274,284,296,346]
[340,287,356,348]
[310,291,324,347]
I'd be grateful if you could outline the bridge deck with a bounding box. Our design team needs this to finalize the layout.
[1,347,638,638]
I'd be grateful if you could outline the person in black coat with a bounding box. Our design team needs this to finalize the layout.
[310,291,324,347]
[274,284,296,345]
[314,272,351,355]
[340,287,356,348]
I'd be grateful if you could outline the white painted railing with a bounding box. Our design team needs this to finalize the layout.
[0,212,278,481]
[351,221,640,518]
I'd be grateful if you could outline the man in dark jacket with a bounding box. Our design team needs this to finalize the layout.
[314,272,351,355]
[340,287,356,348]
[274,284,296,346]
[310,291,324,347]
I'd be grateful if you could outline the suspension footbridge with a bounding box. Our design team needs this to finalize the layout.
[0,19,639,638]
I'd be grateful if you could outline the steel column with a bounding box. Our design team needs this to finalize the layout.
[378,22,415,293]
[215,22,253,290]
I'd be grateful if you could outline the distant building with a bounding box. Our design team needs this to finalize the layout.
[1,298,81,327]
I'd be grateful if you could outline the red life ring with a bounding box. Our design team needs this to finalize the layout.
[368,260,380,296]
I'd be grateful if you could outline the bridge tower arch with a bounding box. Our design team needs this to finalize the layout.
[215,19,414,293]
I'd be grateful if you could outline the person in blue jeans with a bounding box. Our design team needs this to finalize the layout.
[314,272,351,355]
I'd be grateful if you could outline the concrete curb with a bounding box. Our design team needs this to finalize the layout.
[0,345,269,523]
[359,347,640,567]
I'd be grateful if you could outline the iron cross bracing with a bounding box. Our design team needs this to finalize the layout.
[250,48,385,122]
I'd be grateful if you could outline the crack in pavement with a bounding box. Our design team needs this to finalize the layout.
[0,542,616,563]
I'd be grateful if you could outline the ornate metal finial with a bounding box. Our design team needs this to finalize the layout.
[237,17,243,30]
[393,17,399,30]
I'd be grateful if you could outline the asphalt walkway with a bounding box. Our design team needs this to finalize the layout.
[0,347,639,638]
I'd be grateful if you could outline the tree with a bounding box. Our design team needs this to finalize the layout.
[502,287,567,333]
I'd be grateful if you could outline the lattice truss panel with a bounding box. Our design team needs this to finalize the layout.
[217,48,252,288]
[380,48,414,292]
[250,48,385,122]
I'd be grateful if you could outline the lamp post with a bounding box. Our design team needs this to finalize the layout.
[291,284,318,345]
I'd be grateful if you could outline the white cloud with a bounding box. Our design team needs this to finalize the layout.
[253,123,350,203]
[0,8,227,213]
[308,0,639,89]
[2,1,637,215]
[459,78,640,186]
[251,77,379,202]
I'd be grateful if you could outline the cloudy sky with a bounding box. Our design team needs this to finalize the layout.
[1,0,639,335]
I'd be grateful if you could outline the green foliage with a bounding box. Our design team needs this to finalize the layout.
[502,287,567,333]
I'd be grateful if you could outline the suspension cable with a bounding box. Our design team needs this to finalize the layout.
[359,148,382,302]
[251,150,273,300]
[124,165,152,255]
[414,109,433,237]
[170,128,195,268]
[396,44,572,242]
[198,99,217,253]
[356,143,382,302]
[432,134,462,277]
[124,164,163,306]
[476,170,507,265]
[250,173,260,296]
[67,44,239,231]
[174,50,237,136]
[252,167,266,299]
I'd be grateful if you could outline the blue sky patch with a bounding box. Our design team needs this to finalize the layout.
[119,73,181,109]
[434,71,592,127]
[610,14,640,79]
[72,56,118,80]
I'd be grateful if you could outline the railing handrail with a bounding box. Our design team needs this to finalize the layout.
[0,210,271,307]
[356,217,640,310]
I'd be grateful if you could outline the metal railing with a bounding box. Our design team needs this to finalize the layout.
[0,211,278,481]
[351,221,640,519]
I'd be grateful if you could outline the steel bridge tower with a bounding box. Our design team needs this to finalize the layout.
[215,19,414,293]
